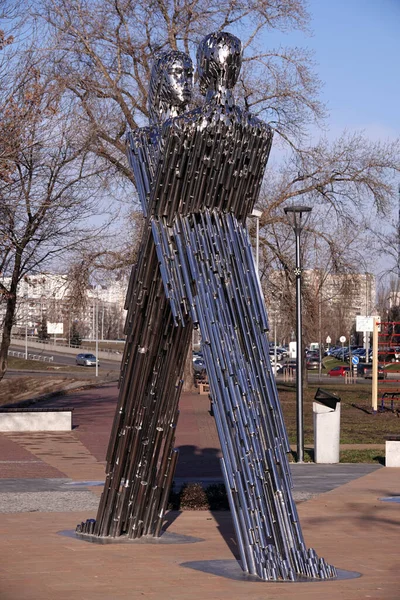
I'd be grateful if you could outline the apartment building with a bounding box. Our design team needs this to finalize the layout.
[0,272,128,340]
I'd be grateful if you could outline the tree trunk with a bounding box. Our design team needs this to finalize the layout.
[0,251,21,382]
[0,295,17,381]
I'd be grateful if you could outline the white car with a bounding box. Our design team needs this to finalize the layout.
[76,353,99,367]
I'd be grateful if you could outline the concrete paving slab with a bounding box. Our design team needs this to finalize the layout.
[0,467,398,600]
[0,491,100,513]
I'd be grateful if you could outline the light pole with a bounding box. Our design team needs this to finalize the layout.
[95,298,99,378]
[284,204,312,463]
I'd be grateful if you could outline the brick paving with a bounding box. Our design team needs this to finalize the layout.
[0,433,66,479]
[0,382,399,599]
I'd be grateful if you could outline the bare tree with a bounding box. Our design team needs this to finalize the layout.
[34,0,323,184]
[29,0,400,356]
[255,133,400,342]
[0,56,109,379]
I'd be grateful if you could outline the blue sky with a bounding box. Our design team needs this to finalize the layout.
[262,0,400,280]
[265,0,400,141]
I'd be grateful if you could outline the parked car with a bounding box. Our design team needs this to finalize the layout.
[362,365,387,379]
[306,357,319,370]
[269,356,283,373]
[328,366,350,377]
[377,351,398,363]
[277,360,297,374]
[193,358,206,373]
[76,353,99,367]
[269,347,288,361]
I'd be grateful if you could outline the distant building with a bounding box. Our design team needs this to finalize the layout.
[0,272,129,340]
[266,269,376,344]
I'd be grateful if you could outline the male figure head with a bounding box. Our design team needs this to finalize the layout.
[196,31,242,96]
[148,50,193,125]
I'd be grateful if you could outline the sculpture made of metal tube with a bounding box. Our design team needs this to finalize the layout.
[77,32,336,582]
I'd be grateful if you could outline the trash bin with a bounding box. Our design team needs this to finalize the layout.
[313,388,341,464]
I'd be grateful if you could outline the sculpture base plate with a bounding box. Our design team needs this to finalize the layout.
[59,529,204,545]
[181,559,361,582]
[379,496,400,503]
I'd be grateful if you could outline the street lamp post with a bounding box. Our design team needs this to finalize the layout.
[284,204,312,463]
[95,299,99,378]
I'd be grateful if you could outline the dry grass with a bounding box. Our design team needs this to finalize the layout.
[8,357,85,373]
[0,376,81,407]
[279,382,400,444]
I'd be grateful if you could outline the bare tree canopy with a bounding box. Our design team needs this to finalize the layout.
[0,0,399,363]
[35,0,324,181]
[0,48,110,378]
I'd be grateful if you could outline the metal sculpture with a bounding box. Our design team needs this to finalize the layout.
[77,50,194,539]
[77,32,336,582]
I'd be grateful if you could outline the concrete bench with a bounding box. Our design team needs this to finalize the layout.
[386,435,400,467]
[0,408,73,432]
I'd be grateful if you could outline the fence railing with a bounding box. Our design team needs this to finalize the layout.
[8,350,54,363]
[10,334,124,356]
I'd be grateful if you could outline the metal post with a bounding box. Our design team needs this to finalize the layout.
[95,300,99,378]
[284,204,312,464]
[372,317,378,412]
[274,315,277,375]
[294,229,304,463]
[256,215,260,274]
[318,290,322,381]
[25,322,28,360]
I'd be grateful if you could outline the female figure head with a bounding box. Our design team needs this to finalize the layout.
[148,50,194,126]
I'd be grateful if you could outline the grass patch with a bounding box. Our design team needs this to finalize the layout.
[0,376,81,407]
[8,357,85,373]
[278,382,400,445]
[340,450,385,464]
[382,363,400,372]
[288,448,314,462]
[321,356,347,371]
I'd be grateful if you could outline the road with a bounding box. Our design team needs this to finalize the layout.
[9,344,121,373]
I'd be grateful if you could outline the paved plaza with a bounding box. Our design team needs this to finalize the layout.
[0,383,399,599]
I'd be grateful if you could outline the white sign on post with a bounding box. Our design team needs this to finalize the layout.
[47,322,63,334]
[356,316,381,332]
[339,336,346,343]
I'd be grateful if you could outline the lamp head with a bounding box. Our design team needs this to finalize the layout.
[284,205,312,234]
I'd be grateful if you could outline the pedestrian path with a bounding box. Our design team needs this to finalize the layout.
[0,383,398,599]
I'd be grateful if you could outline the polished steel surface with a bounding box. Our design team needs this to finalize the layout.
[77,31,336,581]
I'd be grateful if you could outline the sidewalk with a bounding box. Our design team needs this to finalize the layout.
[0,384,399,599]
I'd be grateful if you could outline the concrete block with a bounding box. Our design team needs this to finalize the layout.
[385,441,400,467]
[313,402,341,464]
[0,411,72,432]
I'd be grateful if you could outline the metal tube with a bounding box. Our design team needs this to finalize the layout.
[295,229,304,463]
